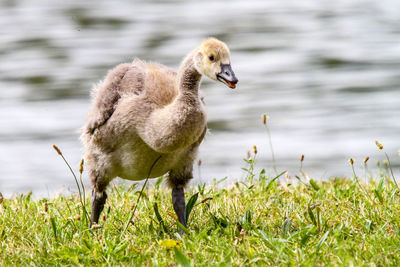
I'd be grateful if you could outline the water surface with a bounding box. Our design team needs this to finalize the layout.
[1,0,400,196]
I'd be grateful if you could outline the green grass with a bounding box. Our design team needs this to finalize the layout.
[1,165,400,266]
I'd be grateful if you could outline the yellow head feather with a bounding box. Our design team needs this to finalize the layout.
[199,38,230,64]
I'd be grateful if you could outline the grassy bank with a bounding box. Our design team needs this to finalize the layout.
[1,165,400,266]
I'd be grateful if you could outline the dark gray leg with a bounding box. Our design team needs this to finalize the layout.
[90,190,107,227]
[172,187,187,228]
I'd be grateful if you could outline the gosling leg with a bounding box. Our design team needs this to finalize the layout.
[172,187,187,228]
[90,190,107,227]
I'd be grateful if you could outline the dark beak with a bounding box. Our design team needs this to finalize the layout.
[217,64,238,89]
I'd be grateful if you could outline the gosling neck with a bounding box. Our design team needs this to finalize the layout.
[177,51,202,95]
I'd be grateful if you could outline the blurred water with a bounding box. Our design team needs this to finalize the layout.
[1,0,400,197]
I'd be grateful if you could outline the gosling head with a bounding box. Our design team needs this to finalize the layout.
[194,38,238,89]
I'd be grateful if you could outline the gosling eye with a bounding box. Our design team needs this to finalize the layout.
[208,54,215,61]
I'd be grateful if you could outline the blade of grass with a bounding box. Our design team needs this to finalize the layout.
[121,155,162,236]
[384,151,399,190]
[176,221,190,235]
[50,217,58,240]
[308,204,317,227]
[174,246,191,267]
[309,179,320,191]
[266,171,286,191]
[153,203,167,232]
[316,230,329,253]
[185,192,199,224]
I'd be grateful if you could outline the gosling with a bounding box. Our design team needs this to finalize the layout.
[81,38,238,228]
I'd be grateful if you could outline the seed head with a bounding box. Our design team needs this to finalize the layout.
[375,141,383,150]
[253,145,258,155]
[74,214,81,221]
[52,144,62,155]
[300,154,304,162]
[197,159,202,167]
[363,156,369,164]
[262,114,267,125]
[79,159,84,174]
[44,202,48,212]
[349,158,354,165]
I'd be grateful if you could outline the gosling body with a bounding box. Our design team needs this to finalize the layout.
[81,38,238,228]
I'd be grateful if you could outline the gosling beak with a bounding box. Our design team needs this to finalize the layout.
[217,64,238,89]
